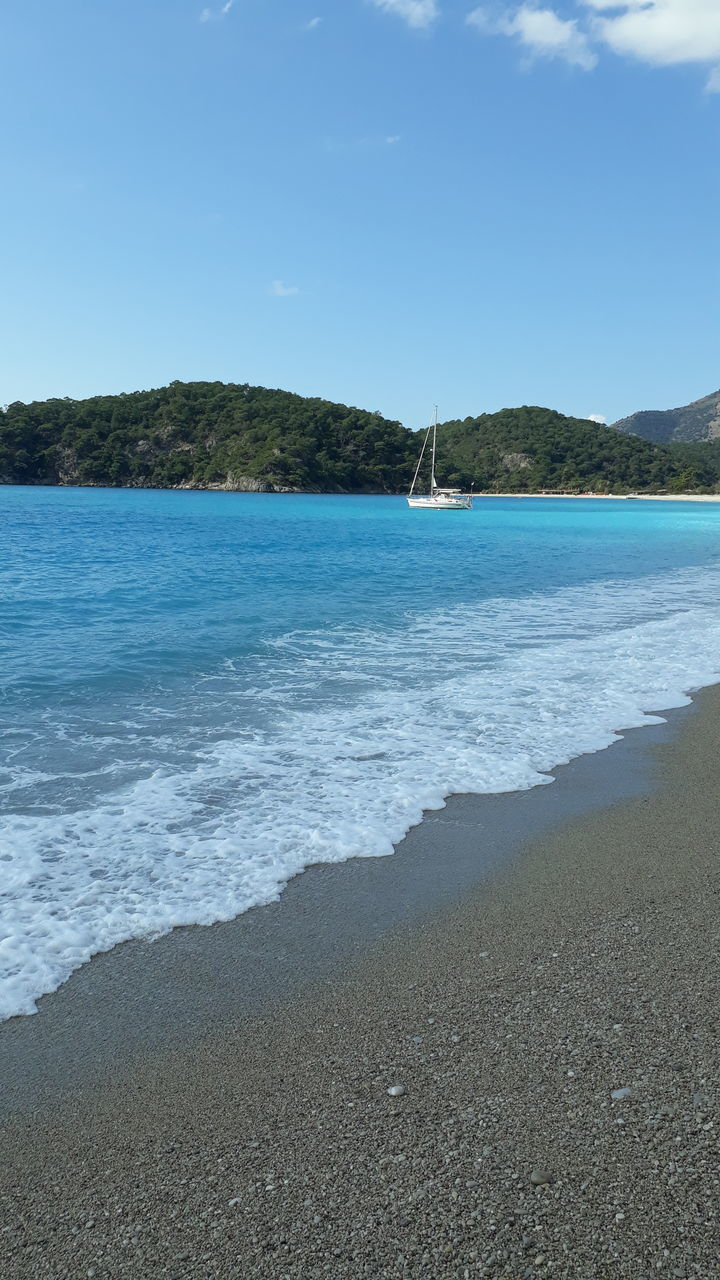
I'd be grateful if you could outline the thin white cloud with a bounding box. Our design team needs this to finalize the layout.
[470,2,720,87]
[306,16,322,29]
[588,413,607,424]
[270,280,300,297]
[370,0,439,30]
[200,0,233,21]
[323,134,402,152]
[468,6,596,69]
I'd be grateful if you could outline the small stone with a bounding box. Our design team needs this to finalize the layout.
[530,1169,553,1186]
[228,1198,240,1207]
[521,1234,534,1250]
[387,1084,406,1097]
[611,1087,632,1101]
[534,1255,546,1266]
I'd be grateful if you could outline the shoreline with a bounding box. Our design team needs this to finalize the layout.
[0,695,694,1115]
[4,483,720,500]
[474,492,720,501]
[3,686,720,1275]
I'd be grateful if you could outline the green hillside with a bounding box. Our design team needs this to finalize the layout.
[664,438,720,489]
[2,383,719,493]
[435,406,717,494]
[0,382,415,494]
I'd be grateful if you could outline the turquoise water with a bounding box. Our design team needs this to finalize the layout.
[2,486,720,1019]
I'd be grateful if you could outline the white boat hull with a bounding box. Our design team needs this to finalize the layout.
[407,494,473,510]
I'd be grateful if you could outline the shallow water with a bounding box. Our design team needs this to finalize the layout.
[2,487,720,1019]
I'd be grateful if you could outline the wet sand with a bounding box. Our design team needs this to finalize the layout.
[2,687,719,1278]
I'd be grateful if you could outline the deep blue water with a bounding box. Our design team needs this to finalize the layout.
[2,486,720,1018]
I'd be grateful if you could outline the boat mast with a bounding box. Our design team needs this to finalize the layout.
[430,405,438,493]
[409,423,431,496]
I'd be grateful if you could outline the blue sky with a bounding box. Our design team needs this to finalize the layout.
[1,0,718,427]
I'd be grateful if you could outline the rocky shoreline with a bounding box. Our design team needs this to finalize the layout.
[4,480,720,498]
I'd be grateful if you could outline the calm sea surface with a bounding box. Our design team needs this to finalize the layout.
[2,487,720,1019]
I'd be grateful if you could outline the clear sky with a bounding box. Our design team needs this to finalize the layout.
[1,0,718,427]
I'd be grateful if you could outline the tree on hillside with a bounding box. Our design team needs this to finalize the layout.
[2,386,718,493]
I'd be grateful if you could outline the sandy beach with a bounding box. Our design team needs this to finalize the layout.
[2,688,720,1278]
[476,493,720,501]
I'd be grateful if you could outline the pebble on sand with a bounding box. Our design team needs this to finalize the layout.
[530,1169,554,1185]
[387,1084,406,1097]
[611,1087,632,1100]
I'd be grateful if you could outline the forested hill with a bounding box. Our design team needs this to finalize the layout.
[435,406,720,494]
[0,382,414,494]
[2,383,719,493]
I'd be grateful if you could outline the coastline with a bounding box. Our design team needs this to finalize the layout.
[0,694,694,1114]
[4,483,720,500]
[474,492,720,501]
[3,685,720,1276]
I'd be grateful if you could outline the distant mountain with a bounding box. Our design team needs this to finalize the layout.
[2,383,719,493]
[611,390,720,444]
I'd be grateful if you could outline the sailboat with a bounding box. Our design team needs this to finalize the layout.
[407,407,473,510]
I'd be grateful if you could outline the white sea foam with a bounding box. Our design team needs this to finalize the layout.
[2,565,720,1020]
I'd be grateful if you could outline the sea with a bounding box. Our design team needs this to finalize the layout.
[2,486,720,1022]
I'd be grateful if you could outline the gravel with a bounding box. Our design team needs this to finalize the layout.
[2,688,720,1278]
